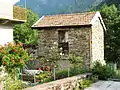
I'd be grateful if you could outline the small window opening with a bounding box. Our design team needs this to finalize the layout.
[58,31,69,54]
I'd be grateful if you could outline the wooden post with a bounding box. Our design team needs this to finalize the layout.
[34,74,36,83]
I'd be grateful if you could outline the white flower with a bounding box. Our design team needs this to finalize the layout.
[53,42,57,45]
[0,66,8,81]
[51,46,55,50]
[60,52,63,56]
[60,48,62,50]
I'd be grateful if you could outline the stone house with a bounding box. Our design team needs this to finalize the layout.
[32,11,106,66]
[0,0,25,46]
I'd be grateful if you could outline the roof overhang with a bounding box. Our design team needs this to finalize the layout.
[32,24,92,30]
[0,18,26,24]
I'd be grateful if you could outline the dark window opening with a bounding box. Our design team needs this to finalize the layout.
[58,31,69,54]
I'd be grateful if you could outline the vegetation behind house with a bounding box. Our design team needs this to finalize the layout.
[13,6,26,20]
[13,7,39,44]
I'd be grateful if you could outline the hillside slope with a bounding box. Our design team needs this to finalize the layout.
[17,0,102,15]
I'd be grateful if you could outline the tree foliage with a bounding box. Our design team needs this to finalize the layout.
[100,4,120,63]
[13,6,26,20]
[97,0,120,9]
[13,8,39,44]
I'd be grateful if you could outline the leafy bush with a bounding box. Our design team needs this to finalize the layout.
[43,77,54,83]
[4,75,25,90]
[56,69,68,80]
[91,62,115,80]
[74,79,92,90]
[68,54,86,76]
[68,54,84,68]
[0,42,30,71]
[55,67,86,80]
[79,79,92,89]
[70,67,86,76]
[114,73,120,80]
[36,71,53,83]
[0,67,24,90]
[89,75,98,83]
[114,70,120,79]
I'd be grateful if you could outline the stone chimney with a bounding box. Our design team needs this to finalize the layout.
[0,0,20,19]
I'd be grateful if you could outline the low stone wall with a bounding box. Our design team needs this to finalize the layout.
[24,74,87,90]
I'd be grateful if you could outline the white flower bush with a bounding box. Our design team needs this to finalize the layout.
[0,65,8,82]
[0,65,8,90]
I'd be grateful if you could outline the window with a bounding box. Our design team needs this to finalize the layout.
[58,31,69,54]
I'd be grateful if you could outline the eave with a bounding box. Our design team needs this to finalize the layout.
[0,18,26,24]
[32,24,92,30]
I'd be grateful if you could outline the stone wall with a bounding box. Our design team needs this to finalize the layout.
[26,23,104,68]
[68,27,91,67]
[91,18,105,65]
[37,27,91,66]
[24,74,87,90]
[38,29,58,56]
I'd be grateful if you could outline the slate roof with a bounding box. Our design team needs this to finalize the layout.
[33,12,96,28]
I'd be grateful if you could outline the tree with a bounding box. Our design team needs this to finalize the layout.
[100,5,120,63]
[13,8,39,44]
[97,0,120,9]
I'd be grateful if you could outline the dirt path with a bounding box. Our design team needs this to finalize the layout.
[85,81,120,90]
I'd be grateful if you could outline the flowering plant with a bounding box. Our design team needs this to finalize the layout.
[40,44,63,70]
[0,65,8,82]
[0,42,30,69]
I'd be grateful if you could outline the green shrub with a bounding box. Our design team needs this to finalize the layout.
[4,75,25,90]
[68,54,84,68]
[74,79,92,90]
[56,69,68,80]
[43,77,54,83]
[114,70,120,79]
[90,75,98,83]
[55,67,86,80]
[114,73,120,79]
[70,67,86,76]
[36,71,53,83]
[68,54,86,76]
[79,79,92,89]
[91,62,115,80]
